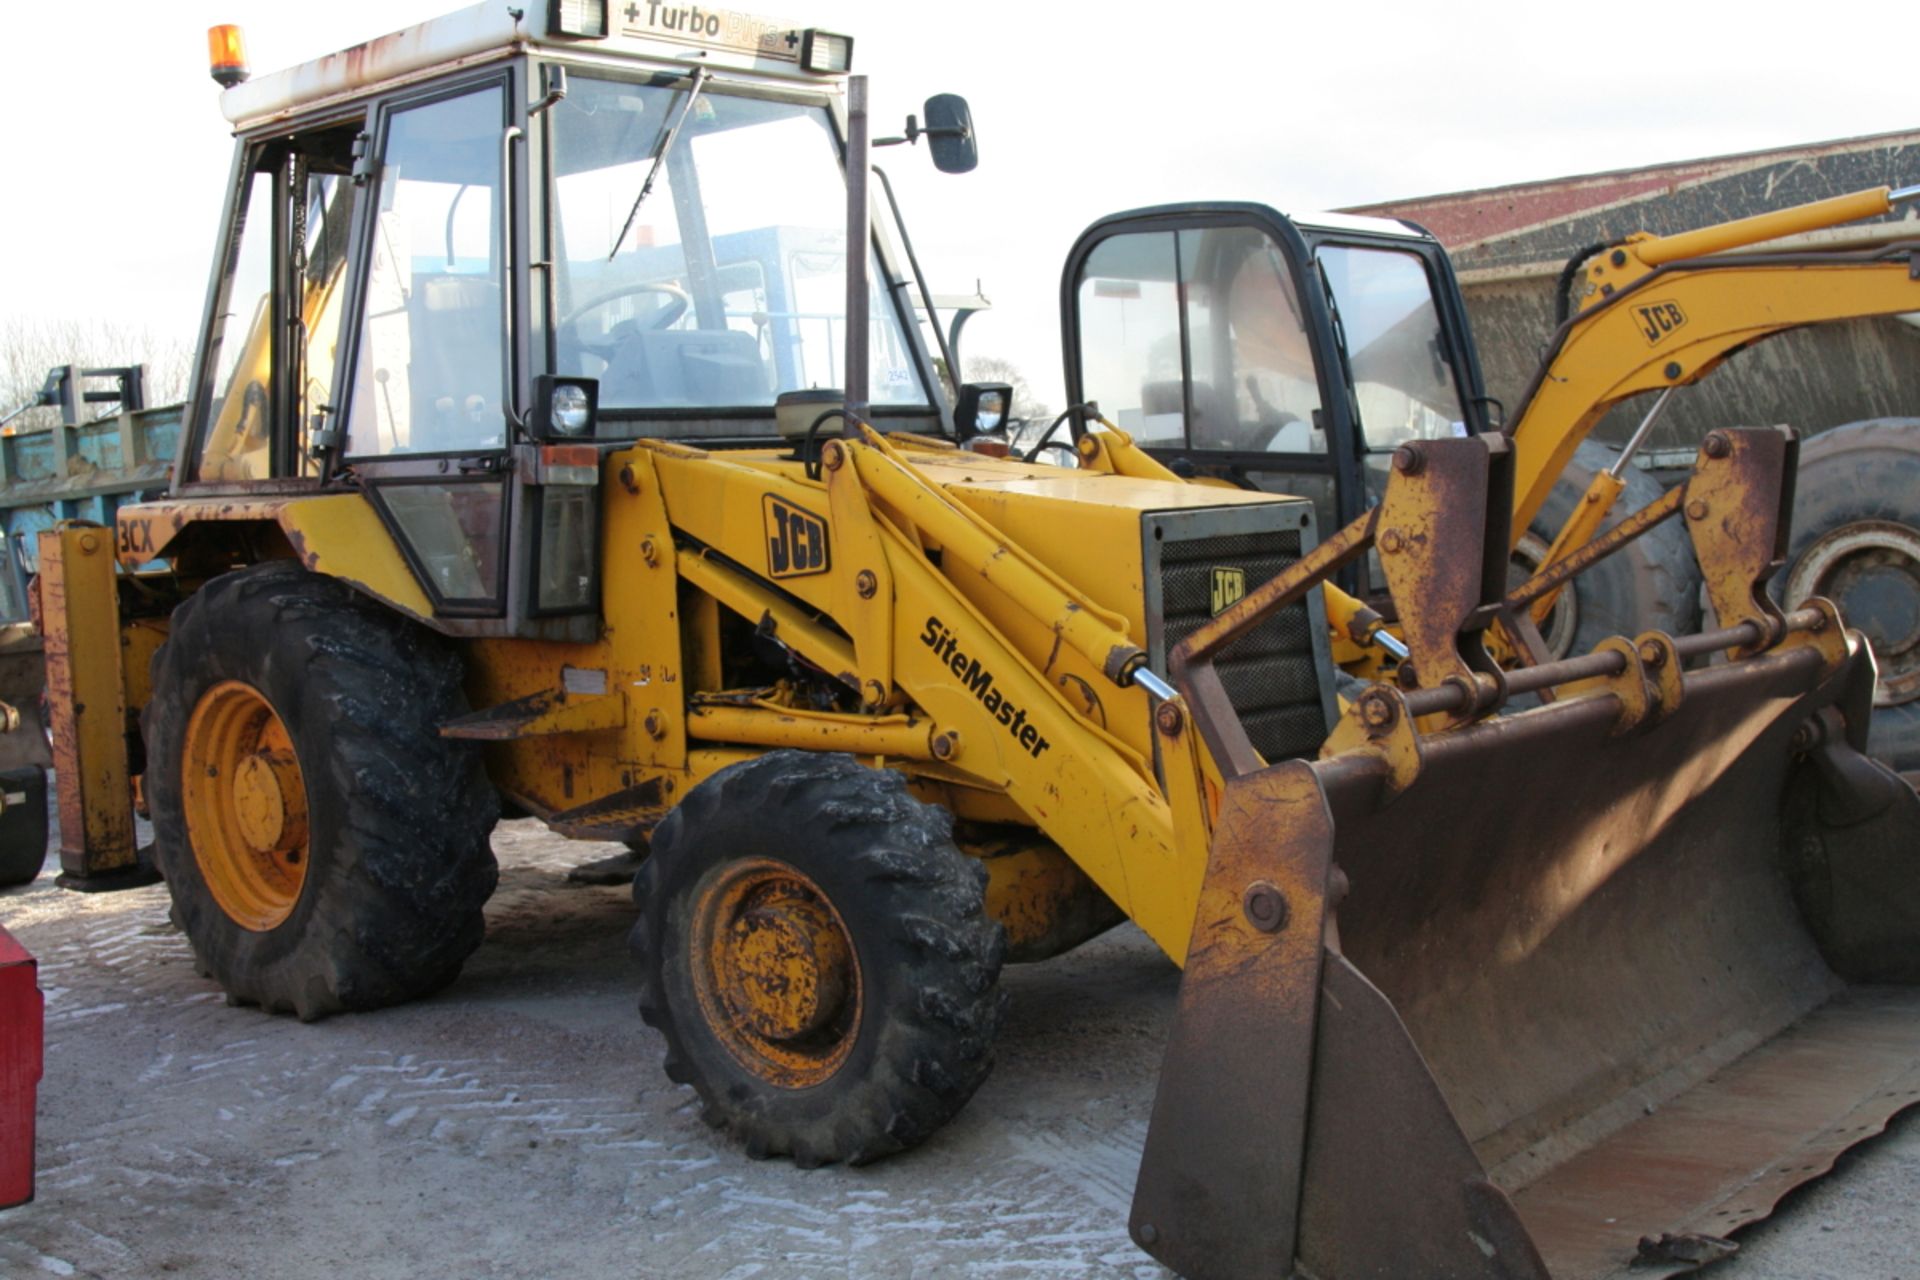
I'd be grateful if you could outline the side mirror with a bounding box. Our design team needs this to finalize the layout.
[954,382,1011,440]
[923,94,977,174]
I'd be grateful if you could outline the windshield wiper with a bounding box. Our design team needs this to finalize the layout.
[608,68,709,262]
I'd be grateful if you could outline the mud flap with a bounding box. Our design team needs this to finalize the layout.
[1134,642,1920,1280]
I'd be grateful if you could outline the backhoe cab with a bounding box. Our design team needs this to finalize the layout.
[34,5,1920,1278]
[156,6,983,638]
[1064,204,1489,563]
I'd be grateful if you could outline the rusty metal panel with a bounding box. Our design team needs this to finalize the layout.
[1326,648,1920,1276]
[1295,954,1549,1280]
[1514,987,1920,1279]
[1139,630,1920,1277]
[38,527,147,888]
[1129,762,1336,1277]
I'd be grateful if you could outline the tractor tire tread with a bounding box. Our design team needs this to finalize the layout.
[631,750,1005,1169]
[144,562,498,1020]
[1780,418,1920,769]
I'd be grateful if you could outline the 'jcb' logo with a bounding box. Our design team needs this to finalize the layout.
[764,495,829,579]
[1210,566,1247,616]
[1635,299,1687,345]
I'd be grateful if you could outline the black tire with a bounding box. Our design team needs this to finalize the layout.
[1521,440,1703,657]
[1777,419,1920,770]
[145,561,499,1020]
[0,766,47,888]
[632,750,1005,1168]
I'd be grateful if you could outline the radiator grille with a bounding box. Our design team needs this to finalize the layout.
[1149,513,1332,764]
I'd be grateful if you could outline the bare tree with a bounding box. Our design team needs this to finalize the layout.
[1,317,194,432]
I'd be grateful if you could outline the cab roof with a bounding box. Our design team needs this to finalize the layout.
[220,0,837,130]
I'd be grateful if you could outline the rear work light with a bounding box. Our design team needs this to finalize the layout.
[549,0,609,38]
[799,29,853,74]
[207,24,249,88]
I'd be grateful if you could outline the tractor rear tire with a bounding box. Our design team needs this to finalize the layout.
[1778,418,1920,771]
[144,561,499,1020]
[632,750,1006,1167]
[1523,440,1703,658]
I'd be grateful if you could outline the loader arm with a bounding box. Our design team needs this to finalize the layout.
[1507,184,1920,538]
[643,431,1223,959]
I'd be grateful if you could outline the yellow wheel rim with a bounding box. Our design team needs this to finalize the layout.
[690,858,862,1088]
[182,680,311,932]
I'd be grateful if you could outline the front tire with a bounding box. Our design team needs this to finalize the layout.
[145,562,499,1020]
[632,751,1005,1167]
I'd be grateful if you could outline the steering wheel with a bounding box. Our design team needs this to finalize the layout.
[559,281,693,354]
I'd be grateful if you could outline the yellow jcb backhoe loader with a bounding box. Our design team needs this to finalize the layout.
[1096,185,1920,770]
[35,6,1920,1277]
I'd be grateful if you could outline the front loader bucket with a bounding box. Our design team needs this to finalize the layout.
[1133,636,1920,1280]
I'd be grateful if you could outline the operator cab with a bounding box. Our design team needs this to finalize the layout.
[177,3,963,637]
[1060,205,1491,598]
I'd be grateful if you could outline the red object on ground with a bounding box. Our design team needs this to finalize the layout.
[0,921,42,1208]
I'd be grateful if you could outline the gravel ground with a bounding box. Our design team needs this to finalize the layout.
[0,815,1914,1279]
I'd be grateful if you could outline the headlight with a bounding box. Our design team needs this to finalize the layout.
[974,388,1007,435]
[551,383,593,435]
[953,381,1012,441]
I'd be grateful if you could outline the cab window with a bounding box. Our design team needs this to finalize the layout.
[342,85,509,458]
[1316,245,1466,452]
[191,127,358,483]
[546,75,928,431]
[1075,226,1324,454]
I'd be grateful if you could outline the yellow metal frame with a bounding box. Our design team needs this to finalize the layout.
[1510,186,1916,541]
[117,493,434,621]
[40,527,139,880]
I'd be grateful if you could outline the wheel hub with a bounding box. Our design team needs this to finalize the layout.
[182,681,311,932]
[1786,519,1920,706]
[231,750,305,853]
[720,891,851,1041]
[691,859,861,1088]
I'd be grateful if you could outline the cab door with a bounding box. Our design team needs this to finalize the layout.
[334,75,521,618]
[180,120,362,491]
[1060,208,1365,551]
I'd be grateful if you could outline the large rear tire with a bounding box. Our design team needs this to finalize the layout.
[145,561,499,1020]
[632,751,1005,1168]
[1779,418,1920,770]
[1521,440,1703,658]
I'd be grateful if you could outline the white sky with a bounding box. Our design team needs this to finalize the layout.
[8,1,1918,410]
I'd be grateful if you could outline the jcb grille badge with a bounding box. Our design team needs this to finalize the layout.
[1210,566,1247,616]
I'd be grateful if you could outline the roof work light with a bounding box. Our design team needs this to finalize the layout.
[549,0,609,38]
[208,24,249,88]
[799,30,853,74]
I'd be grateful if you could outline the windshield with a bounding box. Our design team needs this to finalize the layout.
[548,74,929,432]
[1316,245,1466,451]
